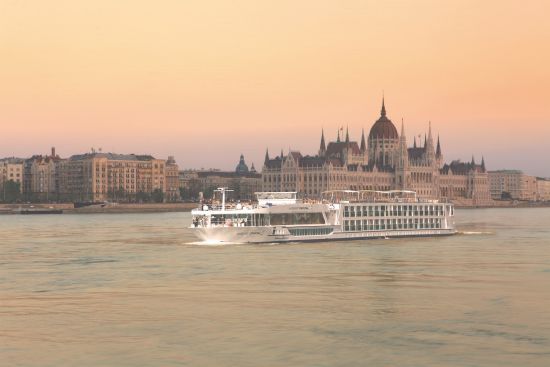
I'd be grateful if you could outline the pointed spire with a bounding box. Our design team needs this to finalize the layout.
[436,135,441,157]
[471,155,475,166]
[400,118,405,137]
[428,121,433,139]
[281,149,284,159]
[264,148,270,164]
[481,156,486,171]
[345,125,349,143]
[381,95,387,117]
[413,136,417,148]
[360,128,366,152]
[319,129,326,153]
[424,134,427,148]
[337,128,341,143]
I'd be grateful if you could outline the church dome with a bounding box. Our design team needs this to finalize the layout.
[235,154,249,174]
[369,99,398,140]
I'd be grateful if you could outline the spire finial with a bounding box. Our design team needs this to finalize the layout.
[360,128,366,152]
[381,93,386,117]
[320,129,326,154]
[264,148,270,164]
[436,134,441,157]
[337,128,341,143]
[345,125,350,143]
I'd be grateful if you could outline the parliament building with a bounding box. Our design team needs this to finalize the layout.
[262,99,492,206]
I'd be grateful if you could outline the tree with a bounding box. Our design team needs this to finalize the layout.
[2,180,21,203]
[151,189,164,203]
[203,185,217,199]
[136,191,151,203]
[179,187,191,201]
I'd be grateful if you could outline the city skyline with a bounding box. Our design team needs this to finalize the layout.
[2,1,549,176]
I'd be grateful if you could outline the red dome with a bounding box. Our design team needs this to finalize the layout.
[369,116,398,140]
[369,99,398,140]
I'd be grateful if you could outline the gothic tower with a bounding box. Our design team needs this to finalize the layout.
[395,119,409,188]
[319,129,326,157]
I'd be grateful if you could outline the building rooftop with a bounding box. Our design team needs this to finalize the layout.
[0,157,25,164]
[69,153,156,161]
[488,170,524,174]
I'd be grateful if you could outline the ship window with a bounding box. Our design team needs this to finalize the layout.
[270,212,325,226]
[344,206,350,217]
[288,227,333,236]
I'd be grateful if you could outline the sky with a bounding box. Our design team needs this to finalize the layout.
[1,0,549,176]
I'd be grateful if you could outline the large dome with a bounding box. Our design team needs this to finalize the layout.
[369,100,398,140]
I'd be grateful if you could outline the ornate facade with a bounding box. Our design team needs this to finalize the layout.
[262,99,492,205]
[57,153,167,202]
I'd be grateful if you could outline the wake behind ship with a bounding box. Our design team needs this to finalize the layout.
[190,188,456,243]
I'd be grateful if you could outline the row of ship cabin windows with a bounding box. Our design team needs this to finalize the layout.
[343,204,450,217]
[344,218,444,231]
[288,227,333,236]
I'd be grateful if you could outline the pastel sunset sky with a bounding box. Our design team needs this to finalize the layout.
[1,1,549,176]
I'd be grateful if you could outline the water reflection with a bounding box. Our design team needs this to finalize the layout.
[1,209,550,366]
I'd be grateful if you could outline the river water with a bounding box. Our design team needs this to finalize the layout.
[1,208,550,366]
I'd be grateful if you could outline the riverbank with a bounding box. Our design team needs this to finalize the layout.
[455,201,550,209]
[0,203,197,214]
[2,200,549,214]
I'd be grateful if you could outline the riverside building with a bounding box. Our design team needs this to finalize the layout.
[262,99,492,206]
[57,152,167,202]
[165,156,181,202]
[0,158,24,194]
[23,148,63,201]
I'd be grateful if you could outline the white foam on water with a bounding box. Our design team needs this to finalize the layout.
[460,231,494,235]
[187,240,243,246]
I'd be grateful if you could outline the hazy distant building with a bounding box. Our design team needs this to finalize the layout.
[180,155,262,201]
[262,98,492,205]
[488,170,537,201]
[536,178,550,201]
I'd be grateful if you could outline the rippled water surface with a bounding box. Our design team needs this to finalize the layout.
[2,209,550,366]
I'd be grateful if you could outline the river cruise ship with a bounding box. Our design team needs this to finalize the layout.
[190,188,456,243]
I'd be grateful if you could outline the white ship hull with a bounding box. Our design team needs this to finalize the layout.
[193,226,457,244]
